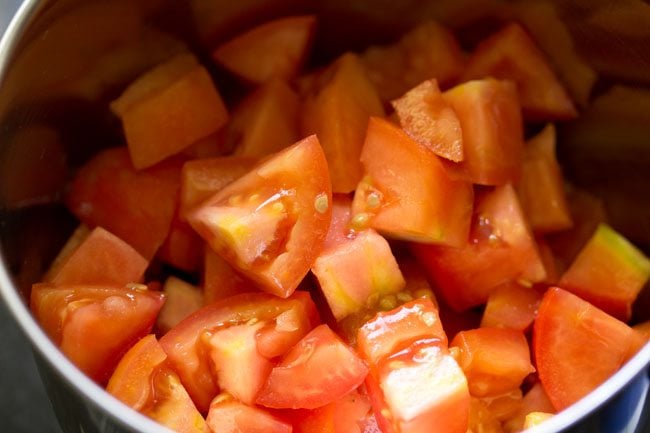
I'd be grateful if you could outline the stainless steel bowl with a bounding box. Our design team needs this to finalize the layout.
[0,1,649,432]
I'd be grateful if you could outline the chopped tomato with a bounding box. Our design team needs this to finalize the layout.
[517,124,572,233]
[352,117,473,247]
[111,54,229,169]
[45,226,148,286]
[207,397,292,433]
[357,299,446,366]
[30,284,164,384]
[462,23,577,120]
[225,78,301,158]
[321,194,355,251]
[312,228,405,321]
[301,53,385,193]
[467,398,502,433]
[450,327,535,397]
[188,135,332,298]
[157,277,204,333]
[479,388,523,422]
[412,184,546,311]
[159,292,318,412]
[179,156,257,219]
[66,146,182,260]
[291,389,371,433]
[212,15,316,84]
[442,79,524,186]
[107,335,209,433]
[534,287,646,410]
[480,281,542,331]
[257,324,369,409]
[361,20,465,103]
[392,79,463,162]
[557,224,650,321]
[633,321,650,340]
[203,247,255,304]
[503,382,555,433]
[157,210,203,272]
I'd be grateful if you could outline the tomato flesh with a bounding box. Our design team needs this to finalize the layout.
[207,398,292,433]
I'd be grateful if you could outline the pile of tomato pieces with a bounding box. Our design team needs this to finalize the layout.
[29,13,650,433]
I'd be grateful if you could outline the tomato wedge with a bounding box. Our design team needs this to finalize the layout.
[31,284,164,384]
[107,335,209,433]
[534,287,646,410]
[290,389,371,433]
[207,397,292,433]
[159,292,318,412]
[257,324,369,409]
[188,135,332,298]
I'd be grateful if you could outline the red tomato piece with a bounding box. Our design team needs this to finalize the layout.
[361,20,465,103]
[450,327,535,397]
[374,341,469,433]
[412,184,546,311]
[357,299,446,366]
[442,79,524,186]
[66,147,182,260]
[180,156,257,219]
[203,247,255,304]
[224,78,301,158]
[480,281,542,331]
[208,321,273,406]
[257,324,368,409]
[107,335,209,433]
[30,284,164,384]
[291,389,371,433]
[111,54,229,169]
[301,53,385,193]
[503,382,555,433]
[159,292,318,412]
[462,23,577,120]
[206,398,292,433]
[45,226,148,286]
[157,277,204,334]
[479,388,523,423]
[392,79,463,162]
[312,229,405,321]
[352,117,473,247]
[212,15,316,84]
[188,135,332,298]
[467,398,502,433]
[558,224,650,321]
[534,287,646,410]
[157,210,203,272]
[321,194,355,251]
[517,124,572,233]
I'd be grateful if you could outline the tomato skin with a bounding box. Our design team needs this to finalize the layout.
[213,15,316,84]
[257,324,369,410]
[534,287,646,410]
[45,226,148,286]
[206,398,292,433]
[107,335,209,433]
[159,292,318,413]
[31,284,164,384]
[450,328,535,397]
[412,184,546,311]
[188,135,332,298]
[66,146,182,260]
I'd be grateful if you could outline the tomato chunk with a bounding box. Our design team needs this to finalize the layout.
[111,54,229,169]
[257,324,369,409]
[45,226,148,286]
[558,224,650,321]
[450,328,535,397]
[31,284,164,384]
[503,382,555,433]
[534,287,646,410]
[159,292,318,412]
[412,184,546,311]
[480,281,542,331]
[352,117,473,247]
[517,124,572,233]
[301,53,385,193]
[207,397,292,433]
[290,389,371,433]
[107,335,209,433]
[442,79,524,186]
[188,135,332,298]
[157,210,203,272]
[462,23,577,120]
[312,228,405,321]
[203,247,255,304]
[66,147,182,260]
[157,277,204,333]
[212,15,316,84]
[392,79,463,162]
